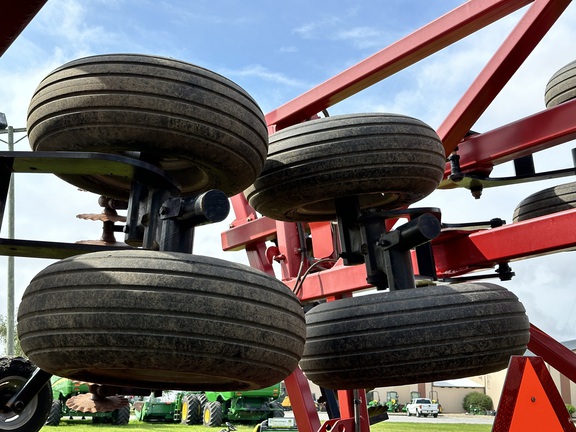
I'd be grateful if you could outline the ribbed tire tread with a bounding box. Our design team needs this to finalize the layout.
[247,113,445,222]
[27,54,268,198]
[17,251,306,391]
[545,60,576,108]
[300,283,530,389]
[513,181,576,222]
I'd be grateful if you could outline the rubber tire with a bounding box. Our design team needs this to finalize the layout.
[203,401,223,427]
[17,250,306,391]
[545,60,576,108]
[300,283,530,390]
[27,54,268,199]
[112,405,131,425]
[246,113,445,222]
[184,394,202,425]
[0,357,52,432]
[513,181,576,222]
[270,401,284,417]
[45,400,62,426]
[406,410,411,417]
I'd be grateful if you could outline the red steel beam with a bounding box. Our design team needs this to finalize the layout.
[284,369,322,432]
[265,0,533,131]
[438,0,572,154]
[442,98,576,178]
[529,324,576,384]
[283,209,576,301]
[1,1,48,57]
[433,209,576,277]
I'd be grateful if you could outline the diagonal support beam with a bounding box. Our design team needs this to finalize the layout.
[265,0,534,131]
[438,0,571,155]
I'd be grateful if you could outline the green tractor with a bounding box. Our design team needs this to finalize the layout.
[134,391,185,422]
[198,383,284,427]
[385,391,400,413]
[45,376,130,426]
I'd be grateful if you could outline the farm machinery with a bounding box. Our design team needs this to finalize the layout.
[133,392,185,423]
[134,384,283,426]
[2,1,576,432]
[45,376,130,426]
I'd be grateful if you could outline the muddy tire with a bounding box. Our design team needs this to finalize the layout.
[0,357,52,432]
[300,283,530,389]
[545,60,576,108]
[513,181,576,222]
[27,54,268,199]
[246,113,445,222]
[17,251,306,391]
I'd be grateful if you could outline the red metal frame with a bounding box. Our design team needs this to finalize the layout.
[220,1,576,431]
[4,0,576,431]
[0,1,48,57]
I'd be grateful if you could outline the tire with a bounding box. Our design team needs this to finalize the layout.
[246,113,445,222]
[203,401,223,427]
[406,410,411,417]
[433,414,438,418]
[45,399,62,426]
[0,357,52,432]
[17,250,306,391]
[184,394,202,425]
[545,60,576,108]
[270,401,284,417]
[197,393,209,409]
[416,410,421,418]
[513,181,576,222]
[299,283,530,389]
[27,54,268,199]
[112,405,131,425]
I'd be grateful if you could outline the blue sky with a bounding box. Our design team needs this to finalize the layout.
[1,0,576,352]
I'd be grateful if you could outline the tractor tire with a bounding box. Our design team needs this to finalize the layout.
[545,60,576,108]
[111,405,131,425]
[246,113,445,222]
[27,54,268,199]
[0,357,52,432]
[45,400,62,426]
[270,401,285,417]
[512,181,576,222]
[17,250,306,391]
[197,393,209,409]
[300,283,530,390]
[203,401,223,427]
[184,394,203,425]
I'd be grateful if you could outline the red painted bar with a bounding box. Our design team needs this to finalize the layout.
[438,0,571,154]
[265,0,533,131]
[529,324,576,384]
[284,369,321,432]
[441,99,576,179]
[433,209,576,277]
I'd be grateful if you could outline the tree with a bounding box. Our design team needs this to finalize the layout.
[463,391,493,413]
[0,314,24,357]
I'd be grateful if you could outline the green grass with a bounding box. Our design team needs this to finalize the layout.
[40,419,492,432]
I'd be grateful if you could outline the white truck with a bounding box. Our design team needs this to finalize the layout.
[405,398,439,418]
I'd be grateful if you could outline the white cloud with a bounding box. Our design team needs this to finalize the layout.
[222,64,309,88]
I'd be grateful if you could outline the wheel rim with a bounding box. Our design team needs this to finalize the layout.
[0,376,38,430]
